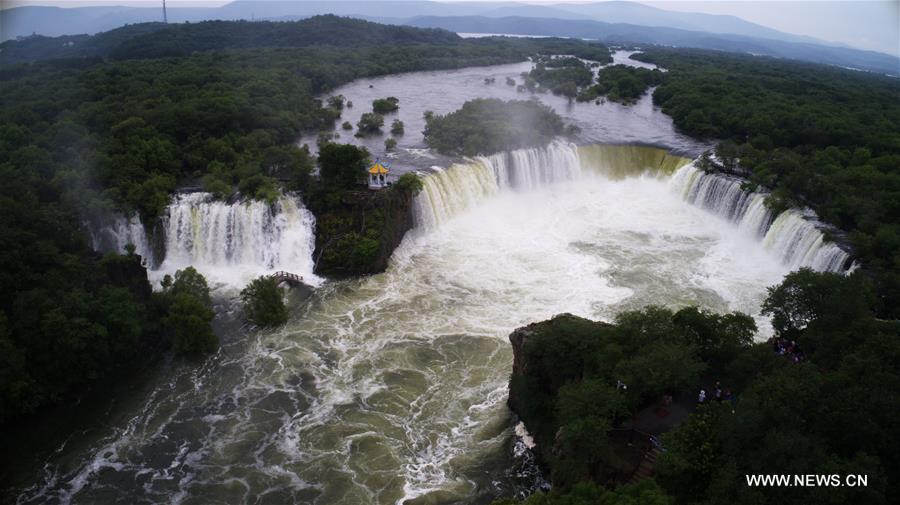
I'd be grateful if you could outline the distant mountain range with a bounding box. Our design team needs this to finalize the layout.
[1,1,897,75]
[402,16,900,76]
[0,1,850,47]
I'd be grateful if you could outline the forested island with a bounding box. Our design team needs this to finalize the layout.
[424,98,572,156]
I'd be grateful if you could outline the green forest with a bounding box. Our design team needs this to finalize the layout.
[424,98,571,156]
[502,269,899,504]
[0,17,613,424]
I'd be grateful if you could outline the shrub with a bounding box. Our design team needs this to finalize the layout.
[372,96,399,113]
[356,112,384,135]
[167,293,216,355]
[394,172,423,195]
[240,276,288,327]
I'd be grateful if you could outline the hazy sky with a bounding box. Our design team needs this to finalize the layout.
[3,1,898,56]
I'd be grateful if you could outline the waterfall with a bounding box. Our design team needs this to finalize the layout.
[158,193,317,281]
[577,144,691,179]
[670,164,851,272]
[764,210,851,272]
[89,193,317,286]
[87,214,154,266]
[412,140,583,230]
[670,164,774,237]
[412,141,851,274]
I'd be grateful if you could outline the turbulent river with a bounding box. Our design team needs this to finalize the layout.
[16,55,850,505]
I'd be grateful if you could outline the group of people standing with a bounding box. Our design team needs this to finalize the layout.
[770,336,805,364]
[697,380,735,406]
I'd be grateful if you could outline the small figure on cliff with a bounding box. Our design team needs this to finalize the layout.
[698,389,707,403]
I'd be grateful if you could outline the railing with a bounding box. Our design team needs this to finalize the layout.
[271,271,303,284]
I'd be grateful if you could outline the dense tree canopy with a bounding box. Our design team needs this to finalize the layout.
[240,276,288,327]
[508,305,755,488]
[424,98,569,156]
[577,64,665,104]
[526,56,594,98]
[504,269,898,504]
[317,143,370,190]
[372,96,400,114]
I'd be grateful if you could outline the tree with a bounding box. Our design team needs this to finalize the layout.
[161,267,216,355]
[384,137,397,150]
[394,172,423,195]
[356,112,385,135]
[762,268,871,337]
[166,293,216,355]
[327,94,345,110]
[372,96,399,114]
[240,276,288,327]
[169,266,211,307]
[317,143,370,189]
[342,121,353,130]
[390,119,404,135]
[423,98,566,156]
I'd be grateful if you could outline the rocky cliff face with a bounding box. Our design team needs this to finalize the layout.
[309,186,415,277]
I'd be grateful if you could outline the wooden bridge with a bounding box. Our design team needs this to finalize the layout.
[271,271,304,286]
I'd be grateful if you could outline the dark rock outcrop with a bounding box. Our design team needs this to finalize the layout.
[309,186,416,277]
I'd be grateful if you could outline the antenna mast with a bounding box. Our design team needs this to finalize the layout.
[163,0,168,24]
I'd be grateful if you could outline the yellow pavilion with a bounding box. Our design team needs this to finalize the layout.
[368,159,390,189]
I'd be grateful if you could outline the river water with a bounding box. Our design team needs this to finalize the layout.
[16,55,796,505]
[298,51,706,162]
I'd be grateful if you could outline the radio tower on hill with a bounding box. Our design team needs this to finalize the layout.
[163,0,168,24]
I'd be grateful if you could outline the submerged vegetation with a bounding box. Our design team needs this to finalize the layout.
[526,56,594,98]
[578,64,665,104]
[504,269,898,504]
[423,98,569,156]
[372,96,400,114]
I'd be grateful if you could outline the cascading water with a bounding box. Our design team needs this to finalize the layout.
[88,193,318,287]
[87,215,153,265]
[669,164,851,272]
[763,210,851,272]
[158,193,318,285]
[414,143,850,273]
[413,140,583,230]
[26,144,797,505]
[576,143,691,179]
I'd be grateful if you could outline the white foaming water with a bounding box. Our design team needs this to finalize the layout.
[157,193,319,287]
[669,163,850,272]
[90,193,319,288]
[413,140,582,230]
[87,215,152,265]
[763,209,851,272]
[28,142,849,505]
